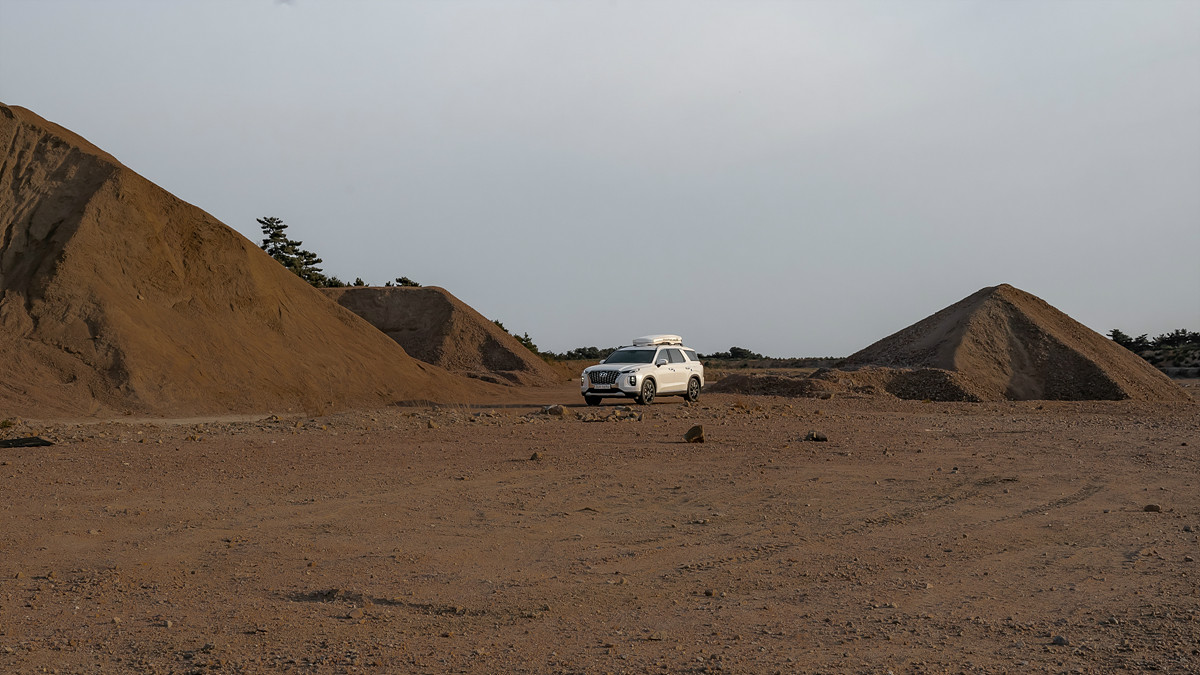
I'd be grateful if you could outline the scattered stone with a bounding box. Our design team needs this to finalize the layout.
[1184,525,1193,533]
[804,431,828,442]
[426,419,438,429]
[530,452,542,462]
[545,405,566,417]
[1185,555,1195,563]
[112,617,122,625]
[1144,504,1162,513]
[165,620,173,628]
[684,425,705,443]
[347,608,364,620]
[1051,635,1069,646]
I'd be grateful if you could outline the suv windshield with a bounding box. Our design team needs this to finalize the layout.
[603,349,657,364]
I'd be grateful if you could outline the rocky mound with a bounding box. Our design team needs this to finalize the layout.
[322,287,562,386]
[0,103,487,417]
[844,284,1190,401]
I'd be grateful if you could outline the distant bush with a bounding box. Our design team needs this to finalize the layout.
[541,346,619,361]
[701,346,765,360]
[493,320,540,354]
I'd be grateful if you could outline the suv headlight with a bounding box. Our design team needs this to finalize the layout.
[628,375,637,386]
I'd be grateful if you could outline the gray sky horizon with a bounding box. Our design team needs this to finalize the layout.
[2,0,1198,357]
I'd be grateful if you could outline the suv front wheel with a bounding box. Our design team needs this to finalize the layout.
[685,377,701,402]
[636,378,656,405]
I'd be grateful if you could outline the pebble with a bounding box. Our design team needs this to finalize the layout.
[347,608,364,620]
[1051,635,1069,645]
[803,431,828,442]
[529,452,542,461]
[684,425,704,443]
[1144,504,1162,513]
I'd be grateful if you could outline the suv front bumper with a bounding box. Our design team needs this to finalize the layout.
[581,370,641,398]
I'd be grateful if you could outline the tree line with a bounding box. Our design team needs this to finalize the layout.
[1107,328,1199,353]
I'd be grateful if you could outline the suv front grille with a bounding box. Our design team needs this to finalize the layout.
[589,370,619,385]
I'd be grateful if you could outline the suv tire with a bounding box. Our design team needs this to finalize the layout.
[636,378,656,405]
[584,395,602,407]
[685,377,701,402]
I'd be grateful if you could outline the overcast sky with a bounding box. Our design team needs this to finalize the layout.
[2,0,1197,356]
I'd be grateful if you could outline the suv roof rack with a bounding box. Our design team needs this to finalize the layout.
[631,334,683,346]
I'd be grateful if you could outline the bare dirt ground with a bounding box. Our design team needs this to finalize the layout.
[2,382,1198,674]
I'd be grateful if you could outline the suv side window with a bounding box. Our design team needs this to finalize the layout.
[683,349,698,362]
[667,348,685,364]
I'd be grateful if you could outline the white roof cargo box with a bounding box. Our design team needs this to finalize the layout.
[632,334,683,346]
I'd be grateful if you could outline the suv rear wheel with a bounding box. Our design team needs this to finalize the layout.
[636,378,656,405]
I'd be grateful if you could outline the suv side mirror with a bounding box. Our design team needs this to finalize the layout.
[656,359,668,367]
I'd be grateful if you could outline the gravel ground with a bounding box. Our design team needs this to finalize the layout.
[1,386,1198,674]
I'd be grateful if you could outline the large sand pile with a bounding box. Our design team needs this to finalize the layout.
[844,284,1190,401]
[0,103,487,417]
[322,287,562,386]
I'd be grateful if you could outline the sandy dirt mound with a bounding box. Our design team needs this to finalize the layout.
[0,103,490,417]
[844,284,1190,401]
[323,286,562,386]
[709,367,989,402]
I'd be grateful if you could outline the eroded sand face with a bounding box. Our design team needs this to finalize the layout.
[2,386,1197,673]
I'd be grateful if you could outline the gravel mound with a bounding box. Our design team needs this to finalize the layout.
[845,284,1189,401]
[0,103,486,417]
[322,286,561,386]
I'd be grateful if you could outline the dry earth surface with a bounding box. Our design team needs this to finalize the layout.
[2,382,1199,674]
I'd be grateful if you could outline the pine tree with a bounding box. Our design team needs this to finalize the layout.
[257,217,331,287]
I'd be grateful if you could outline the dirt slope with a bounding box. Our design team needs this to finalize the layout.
[845,284,1189,401]
[0,103,489,417]
[323,286,562,386]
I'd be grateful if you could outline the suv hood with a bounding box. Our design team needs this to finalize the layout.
[584,363,652,373]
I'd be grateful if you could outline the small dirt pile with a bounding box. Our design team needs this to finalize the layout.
[707,367,988,402]
[322,287,562,386]
[0,103,487,417]
[844,284,1190,401]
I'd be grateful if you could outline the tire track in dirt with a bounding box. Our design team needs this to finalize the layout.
[667,478,1107,577]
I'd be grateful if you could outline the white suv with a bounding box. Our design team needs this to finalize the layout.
[581,335,704,405]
